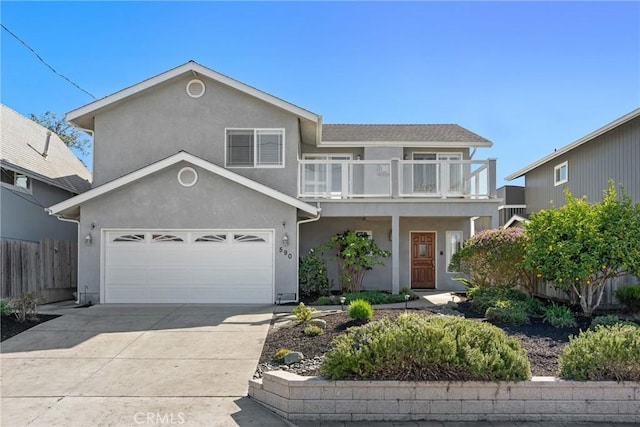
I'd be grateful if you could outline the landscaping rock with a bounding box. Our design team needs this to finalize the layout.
[308,318,327,329]
[284,351,304,365]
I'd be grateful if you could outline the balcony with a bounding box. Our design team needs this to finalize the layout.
[298,159,496,199]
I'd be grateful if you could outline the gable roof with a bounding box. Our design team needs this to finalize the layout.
[506,107,640,181]
[66,61,321,130]
[1,104,91,194]
[47,151,319,217]
[321,124,492,147]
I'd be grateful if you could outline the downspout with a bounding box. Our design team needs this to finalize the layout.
[296,204,322,302]
[46,211,82,304]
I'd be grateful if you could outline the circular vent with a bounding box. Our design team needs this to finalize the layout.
[177,167,198,187]
[186,79,205,98]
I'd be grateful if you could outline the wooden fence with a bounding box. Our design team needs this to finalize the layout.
[533,275,640,309]
[0,238,77,303]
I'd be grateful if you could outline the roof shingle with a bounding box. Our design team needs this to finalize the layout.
[1,104,91,194]
[322,124,490,144]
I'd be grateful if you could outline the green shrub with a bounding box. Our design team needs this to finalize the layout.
[299,248,329,297]
[292,302,316,322]
[590,314,638,329]
[543,303,577,328]
[348,299,374,322]
[559,324,640,381]
[468,286,539,318]
[303,324,324,336]
[273,348,292,363]
[321,313,531,381]
[615,285,640,313]
[315,296,333,306]
[0,300,13,316]
[11,293,41,322]
[485,300,530,325]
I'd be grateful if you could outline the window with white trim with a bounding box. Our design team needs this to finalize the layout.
[446,231,463,273]
[226,129,284,168]
[1,168,31,192]
[554,161,568,186]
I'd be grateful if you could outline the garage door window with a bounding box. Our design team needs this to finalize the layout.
[152,234,184,242]
[113,234,145,242]
[194,234,227,243]
[234,233,267,243]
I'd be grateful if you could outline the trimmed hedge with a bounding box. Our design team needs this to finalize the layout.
[559,324,640,381]
[320,313,531,381]
[614,285,640,313]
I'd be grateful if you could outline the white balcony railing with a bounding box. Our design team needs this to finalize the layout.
[298,160,392,198]
[399,160,492,198]
[298,159,495,199]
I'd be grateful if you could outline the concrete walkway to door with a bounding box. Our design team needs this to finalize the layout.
[1,303,291,427]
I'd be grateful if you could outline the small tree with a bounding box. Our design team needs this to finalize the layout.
[326,231,390,293]
[298,247,329,297]
[525,182,640,317]
[449,227,534,292]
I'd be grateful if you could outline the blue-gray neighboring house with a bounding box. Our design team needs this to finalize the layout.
[503,108,640,227]
[1,104,91,242]
[47,62,500,304]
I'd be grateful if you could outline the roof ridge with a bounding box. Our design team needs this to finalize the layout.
[323,123,460,126]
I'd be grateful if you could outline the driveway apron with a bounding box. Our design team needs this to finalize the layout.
[1,304,288,426]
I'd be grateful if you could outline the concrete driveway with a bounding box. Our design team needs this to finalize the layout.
[1,303,290,427]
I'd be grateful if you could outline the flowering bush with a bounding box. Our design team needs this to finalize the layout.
[449,228,533,291]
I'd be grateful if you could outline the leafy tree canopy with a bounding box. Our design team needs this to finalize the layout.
[30,111,91,156]
[524,182,640,316]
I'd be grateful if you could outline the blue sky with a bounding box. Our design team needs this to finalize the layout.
[2,1,639,186]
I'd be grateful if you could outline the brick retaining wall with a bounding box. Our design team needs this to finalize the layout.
[249,371,640,422]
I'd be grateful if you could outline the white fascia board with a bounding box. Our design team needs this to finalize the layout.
[503,215,529,229]
[505,107,640,181]
[317,140,493,148]
[47,152,319,216]
[66,62,320,125]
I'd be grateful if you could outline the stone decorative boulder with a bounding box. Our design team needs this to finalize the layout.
[284,351,304,365]
[308,318,327,330]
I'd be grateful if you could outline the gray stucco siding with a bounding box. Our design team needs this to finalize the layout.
[1,180,77,242]
[77,162,298,304]
[524,117,639,212]
[92,74,302,197]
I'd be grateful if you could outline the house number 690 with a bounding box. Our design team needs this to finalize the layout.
[279,247,293,259]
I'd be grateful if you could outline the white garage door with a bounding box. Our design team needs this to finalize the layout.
[104,230,274,303]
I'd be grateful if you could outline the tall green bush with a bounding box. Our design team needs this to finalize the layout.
[449,228,533,291]
[298,247,329,297]
[525,182,640,317]
[321,313,531,381]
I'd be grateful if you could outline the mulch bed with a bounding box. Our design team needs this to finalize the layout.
[259,303,592,378]
[1,314,60,342]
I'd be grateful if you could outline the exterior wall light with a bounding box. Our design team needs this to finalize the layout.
[85,233,93,246]
[282,233,289,246]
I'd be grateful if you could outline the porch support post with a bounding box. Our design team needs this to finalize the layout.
[392,214,400,294]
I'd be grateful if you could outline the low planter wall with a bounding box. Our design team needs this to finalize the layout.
[249,371,640,423]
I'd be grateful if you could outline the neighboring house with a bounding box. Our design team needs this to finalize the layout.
[1,104,91,241]
[505,108,640,219]
[47,61,500,304]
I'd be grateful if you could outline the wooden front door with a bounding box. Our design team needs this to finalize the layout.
[411,232,436,289]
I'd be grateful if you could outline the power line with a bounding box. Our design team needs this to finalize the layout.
[1,23,97,100]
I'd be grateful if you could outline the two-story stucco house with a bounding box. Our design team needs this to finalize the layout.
[504,108,639,226]
[48,62,500,304]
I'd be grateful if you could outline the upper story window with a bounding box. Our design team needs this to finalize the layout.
[1,168,31,193]
[226,129,284,168]
[554,161,568,186]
